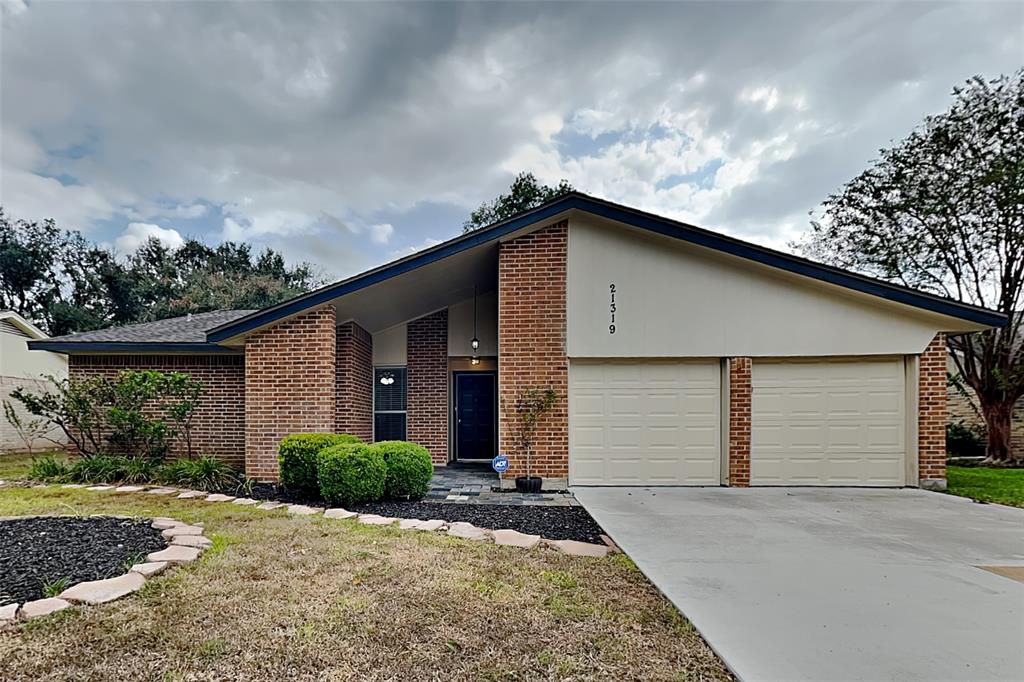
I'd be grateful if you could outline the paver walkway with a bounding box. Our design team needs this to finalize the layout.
[425,462,577,506]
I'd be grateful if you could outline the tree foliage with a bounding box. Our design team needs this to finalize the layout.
[0,209,320,335]
[798,70,1023,461]
[463,172,574,233]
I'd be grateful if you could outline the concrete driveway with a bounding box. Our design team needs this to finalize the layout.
[574,487,1024,682]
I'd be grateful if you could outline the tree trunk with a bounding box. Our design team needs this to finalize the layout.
[981,400,1014,463]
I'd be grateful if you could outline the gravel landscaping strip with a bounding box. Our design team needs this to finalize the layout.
[0,516,167,606]
[348,501,606,543]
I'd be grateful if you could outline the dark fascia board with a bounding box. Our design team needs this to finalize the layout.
[27,341,241,355]
[207,192,1006,342]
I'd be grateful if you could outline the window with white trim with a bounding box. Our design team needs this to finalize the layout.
[373,367,407,441]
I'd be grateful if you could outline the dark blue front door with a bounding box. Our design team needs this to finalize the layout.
[455,372,496,460]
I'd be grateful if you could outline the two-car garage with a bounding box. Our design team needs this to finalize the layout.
[568,357,910,487]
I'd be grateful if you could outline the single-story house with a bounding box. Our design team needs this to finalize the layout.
[1,310,68,453]
[30,193,1006,489]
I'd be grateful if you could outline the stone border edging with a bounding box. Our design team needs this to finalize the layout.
[0,514,212,624]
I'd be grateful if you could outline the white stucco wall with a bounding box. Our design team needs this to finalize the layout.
[567,216,977,358]
[372,323,407,365]
[447,291,497,357]
[0,329,68,452]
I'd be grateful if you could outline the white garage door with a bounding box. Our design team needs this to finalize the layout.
[751,358,907,486]
[569,360,721,485]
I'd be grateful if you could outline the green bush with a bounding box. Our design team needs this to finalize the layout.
[161,456,238,491]
[947,420,987,458]
[279,433,361,494]
[316,443,386,506]
[68,455,127,483]
[28,455,70,482]
[370,441,433,499]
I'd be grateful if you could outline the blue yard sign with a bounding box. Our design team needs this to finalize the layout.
[491,455,510,474]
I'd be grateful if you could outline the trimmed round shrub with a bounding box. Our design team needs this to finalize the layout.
[370,441,433,499]
[279,433,362,494]
[316,443,386,506]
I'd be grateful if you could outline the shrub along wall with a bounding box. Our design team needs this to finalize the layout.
[68,355,246,469]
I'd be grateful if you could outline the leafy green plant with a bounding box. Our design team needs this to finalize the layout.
[278,433,362,495]
[947,421,987,459]
[369,441,433,499]
[161,456,238,491]
[42,576,71,598]
[3,399,54,456]
[28,455,70,482]
[316,443,386,506]
[120,457,162,483]
[11,374,109,458]
[67,455,128,483]
[501,388,560,479]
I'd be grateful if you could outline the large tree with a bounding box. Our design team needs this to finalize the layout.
[799,70,1023,462]
[463,172,574,233]
[0,210,320,335]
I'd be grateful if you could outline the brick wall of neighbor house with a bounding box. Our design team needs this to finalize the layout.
[498,220,569,479]
[407,310,449,465]
[336,321,373,442]
[919,333,948,488]
[727,357,752,487]
[68,354,246,468]
[245,305,337,480]
[948,359,1024,457]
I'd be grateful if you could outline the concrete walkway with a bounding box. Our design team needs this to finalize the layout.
[575,487,1024,682]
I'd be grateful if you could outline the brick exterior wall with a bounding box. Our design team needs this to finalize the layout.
[497,221,569,479]
[727,357,752,487]
[947,356,1024,458]
[918,333,948,488]
[336,321,373,442]
[67,354,245,468]
[407,310,449,464]
[245,306,336,481]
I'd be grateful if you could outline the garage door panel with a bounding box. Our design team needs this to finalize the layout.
[752,359,906,486]
[570,360,722,486]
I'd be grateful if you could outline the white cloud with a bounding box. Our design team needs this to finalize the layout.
[369,223,394,245]
[115,222,185,253]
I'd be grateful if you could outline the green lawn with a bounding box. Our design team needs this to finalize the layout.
[0,451,70,480]
[946,465,1024,508]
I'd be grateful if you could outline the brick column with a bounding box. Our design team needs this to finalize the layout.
[336,321,373,442]
[918,333,948,490]
[407,309,448,464]
[244,305,336,481]
[728,357,752,487]
[498,221,569,480]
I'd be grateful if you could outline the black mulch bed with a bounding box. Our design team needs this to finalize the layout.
[245,484,607,543]
[0,516,167,606]
[348,502,606,544]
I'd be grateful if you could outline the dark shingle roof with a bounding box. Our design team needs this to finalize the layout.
[43,310,256,344]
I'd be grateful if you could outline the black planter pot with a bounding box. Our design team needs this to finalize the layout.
[515,476,543,494]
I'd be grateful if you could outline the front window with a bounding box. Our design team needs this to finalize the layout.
[374,367,407,441]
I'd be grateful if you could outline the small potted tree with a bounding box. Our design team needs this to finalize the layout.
[502,388,559,493]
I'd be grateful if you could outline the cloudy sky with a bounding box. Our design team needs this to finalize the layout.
[1,1,1021,280]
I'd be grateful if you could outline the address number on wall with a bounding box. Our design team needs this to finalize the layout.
[609,283,616,334]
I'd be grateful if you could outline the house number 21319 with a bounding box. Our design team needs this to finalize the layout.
[609,283,616,334]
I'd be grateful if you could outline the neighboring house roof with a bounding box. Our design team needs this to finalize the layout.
[29,310,255,353]
[0,310,48,340]
[207,192,1007,342]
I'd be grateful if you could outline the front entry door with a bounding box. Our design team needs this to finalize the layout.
[455,372,496,460]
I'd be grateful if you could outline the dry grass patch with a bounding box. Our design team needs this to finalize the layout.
[0,487,730,681]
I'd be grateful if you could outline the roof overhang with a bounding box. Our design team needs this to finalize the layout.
[26,341,242,355]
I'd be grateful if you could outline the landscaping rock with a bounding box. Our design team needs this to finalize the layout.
[256,501,285,510]
[398,518,423,529]
[58,571,145,605]
[287,504,323,516]
[600,534,621,554]
[232,498,259,506]
[547,539,609,558]
[205,493,235,502]
[161,524,204,538]
[446,522,491,541]
[493,529,541,549]
[0,603,18,622]
[19,598,71,619]
[171,534,212,548]
[61,483,86,489]
[358,514,396,526]
[414,519,448,532]
[151,518,184,530]
[146,545,201,564]
[114,485,146,493]
[146,488,178,495]
[176,491,205,499]
[324,508,357,520]
[86,485,114,491]
[130,561,168,577]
